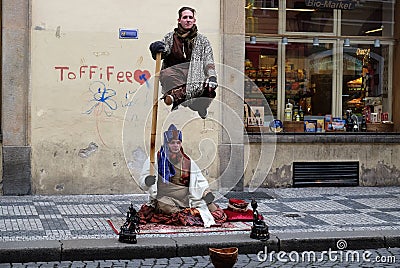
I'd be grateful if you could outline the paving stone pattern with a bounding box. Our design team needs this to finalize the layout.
[1,187,400,241]
[0,247,399,267]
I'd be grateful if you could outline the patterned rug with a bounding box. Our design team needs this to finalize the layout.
[107,218,252,236]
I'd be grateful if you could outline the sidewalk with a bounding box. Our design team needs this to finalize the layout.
[1,186,400,263]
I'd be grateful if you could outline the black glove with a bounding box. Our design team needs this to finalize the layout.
[144,175,156,187]
[203,192,215,204]
[149,41,165,60]
[206,76,218,91]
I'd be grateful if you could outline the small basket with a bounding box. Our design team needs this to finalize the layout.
[209,247,238,268]
[367,122,394,132]
[284,121,304,133]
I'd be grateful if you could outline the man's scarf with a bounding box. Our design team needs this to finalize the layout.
[173,24,198,61]
[175,23,198,42]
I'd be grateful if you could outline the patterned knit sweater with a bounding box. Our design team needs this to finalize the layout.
[161,32,217,100]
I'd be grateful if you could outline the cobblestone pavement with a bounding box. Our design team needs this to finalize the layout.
[1,187,400,266]
[1,187,400,241]
[0,247,399,267]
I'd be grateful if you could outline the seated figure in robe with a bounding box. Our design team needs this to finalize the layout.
[138,124,226,227]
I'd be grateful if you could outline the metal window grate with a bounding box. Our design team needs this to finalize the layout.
[293,161,359,187]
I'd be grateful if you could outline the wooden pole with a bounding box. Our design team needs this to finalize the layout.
[149,52,162,176]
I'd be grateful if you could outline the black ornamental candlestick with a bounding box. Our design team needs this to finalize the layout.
[250,198,269,240]
[119,203,140,244]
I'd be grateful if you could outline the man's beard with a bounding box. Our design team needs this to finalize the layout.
[168,151,182,165]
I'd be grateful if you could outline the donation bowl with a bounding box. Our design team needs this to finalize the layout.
[209,247,238,268]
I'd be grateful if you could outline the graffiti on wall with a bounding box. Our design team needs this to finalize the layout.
[134,70,150,86]
[54,65,151,84]
[84,81,117,116]
[54,64,151,114]
[54,63,151,147]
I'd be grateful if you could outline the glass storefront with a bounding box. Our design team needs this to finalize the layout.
[342,44,390,120]
[246,0,279,34]
[341,0,394,37]
[245,42,278,120]
[285,42,333,117]
[286,0,333,33]
[244,0,395,132]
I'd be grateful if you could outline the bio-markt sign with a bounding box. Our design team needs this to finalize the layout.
[305,0,355,10]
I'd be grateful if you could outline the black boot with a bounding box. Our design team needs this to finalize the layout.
[189,89,216,119]
[198,108,208,119]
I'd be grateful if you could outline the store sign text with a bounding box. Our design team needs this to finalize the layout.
[356,48,370,57]
[305,0,355,10]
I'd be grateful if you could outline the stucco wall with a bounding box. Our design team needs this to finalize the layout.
[244,142,400,188]
[30,0,221,194]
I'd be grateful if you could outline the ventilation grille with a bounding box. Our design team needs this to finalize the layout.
[293,161,359,187]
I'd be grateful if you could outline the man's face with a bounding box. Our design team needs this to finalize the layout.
[178,10,196,30]
[168,139,182,153]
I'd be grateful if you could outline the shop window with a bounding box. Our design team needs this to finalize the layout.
[244,0,395,133]
[245,42,278,126]
[285,42,333,117]
[341,0,394,37]
[286,0,333,33]
[342,44,390,124]
[246,0,279,34]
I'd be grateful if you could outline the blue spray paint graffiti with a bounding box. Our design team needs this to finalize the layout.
[121,89,137,108]
[133,69,151,88]
[85,81,117,116]
[139,73,150,87]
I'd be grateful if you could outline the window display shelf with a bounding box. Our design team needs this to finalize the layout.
[246,132,400,144]
[245,67,278,116]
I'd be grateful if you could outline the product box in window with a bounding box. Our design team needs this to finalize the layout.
[332,117,345,131]
[324,114,333,131]
[374,105,382,122]
[304,120,317,132]
[247,106,264,126]
[381,112,389,122]
[317,119,324,133]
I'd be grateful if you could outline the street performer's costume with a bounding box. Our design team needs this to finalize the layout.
[138,124,226,227]
[150,23,218,119]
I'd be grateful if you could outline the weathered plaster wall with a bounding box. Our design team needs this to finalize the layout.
[2,0,32,195]
[244,143,400,188]
[31,0,221,194]
[218,0,246,191]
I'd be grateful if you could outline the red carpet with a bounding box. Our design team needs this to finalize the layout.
[107,218,252,235]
